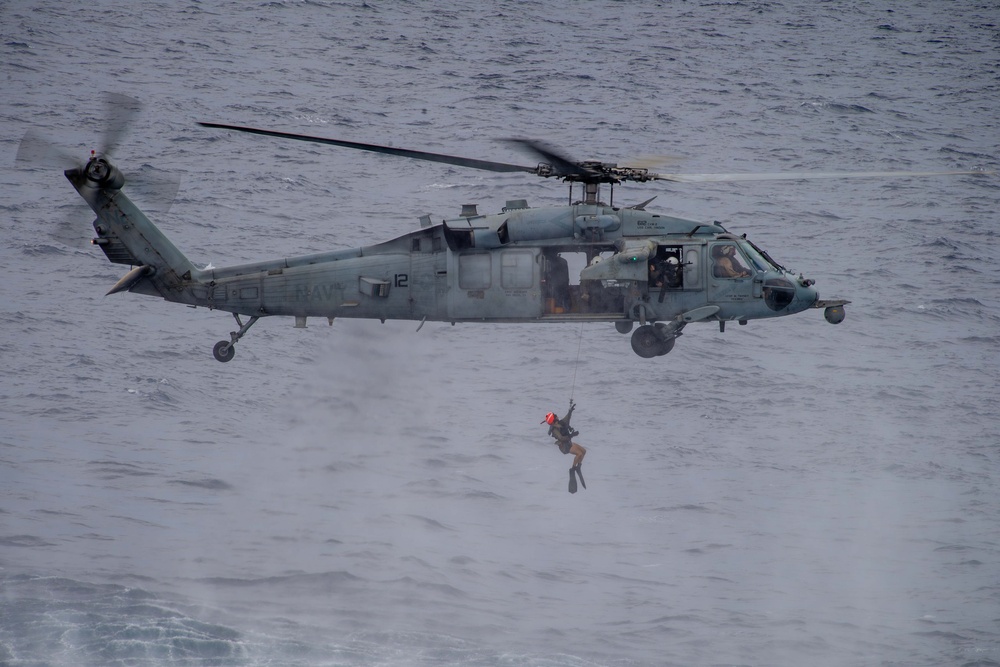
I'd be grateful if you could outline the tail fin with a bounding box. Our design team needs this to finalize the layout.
[67,158,198,296]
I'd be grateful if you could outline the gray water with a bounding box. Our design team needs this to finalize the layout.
[2,1,999,665]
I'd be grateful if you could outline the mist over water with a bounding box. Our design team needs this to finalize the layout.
[2,1,999,665]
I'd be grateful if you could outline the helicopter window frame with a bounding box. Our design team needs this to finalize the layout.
[458,252,492,290]
[649,245,684,290]
[500,249,534,289]
[741,238,786,272]
[684,247,701,289]
[737,240,778,273]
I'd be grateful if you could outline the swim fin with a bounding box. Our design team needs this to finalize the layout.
[568,467,577,494]
[574,465,586,490]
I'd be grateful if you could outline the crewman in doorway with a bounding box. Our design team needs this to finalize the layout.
[541,401,587,492]
[549,253,571,312]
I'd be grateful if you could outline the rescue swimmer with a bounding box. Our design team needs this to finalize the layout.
[542,401,587,493]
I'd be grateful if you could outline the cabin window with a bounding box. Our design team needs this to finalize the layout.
[501,250,534,289]
[684,248,701,288]
[459,253,492,290]
[649,245,683,289]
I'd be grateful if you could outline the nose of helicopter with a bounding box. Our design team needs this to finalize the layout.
[763,275,817,313]
[793,280,819,312]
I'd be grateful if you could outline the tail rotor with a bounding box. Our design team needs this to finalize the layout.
[15,93,180,246]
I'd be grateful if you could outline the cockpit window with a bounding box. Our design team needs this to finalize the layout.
[736,242,772,272]
[740,239,785,272]
[711,243,751,279]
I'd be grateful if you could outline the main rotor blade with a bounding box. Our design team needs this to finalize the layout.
[653,169,992,183]
[128,164,182,215]
[198,122,538,174]
[503,138,594,178]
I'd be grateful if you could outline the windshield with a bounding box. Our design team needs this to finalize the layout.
[739,240,783,273]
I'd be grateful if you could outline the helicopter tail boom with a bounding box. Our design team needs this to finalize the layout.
[67,160,198,299]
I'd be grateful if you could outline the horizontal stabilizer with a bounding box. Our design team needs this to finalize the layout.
[107,265,153,295]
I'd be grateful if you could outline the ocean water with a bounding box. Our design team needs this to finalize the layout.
[2,1,999,665]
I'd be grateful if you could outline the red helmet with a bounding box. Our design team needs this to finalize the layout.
[542,412,556,425]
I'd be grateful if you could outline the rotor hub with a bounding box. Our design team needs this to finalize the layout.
[84,156,125,189]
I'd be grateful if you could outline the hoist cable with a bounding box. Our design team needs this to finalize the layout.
[568,322,584,402]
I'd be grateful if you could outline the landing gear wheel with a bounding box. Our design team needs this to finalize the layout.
[211,314,260,363]
[615,320,634,334]
[630,325,662,358]
[213,340,235,362]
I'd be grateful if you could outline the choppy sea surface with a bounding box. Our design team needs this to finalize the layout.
[2,1,999,665]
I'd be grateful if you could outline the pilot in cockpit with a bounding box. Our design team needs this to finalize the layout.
[713,245,751,278]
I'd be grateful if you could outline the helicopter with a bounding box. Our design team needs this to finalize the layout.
[25,97,988,362]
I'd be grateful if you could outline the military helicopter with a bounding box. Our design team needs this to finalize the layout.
[24,96,988,362]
